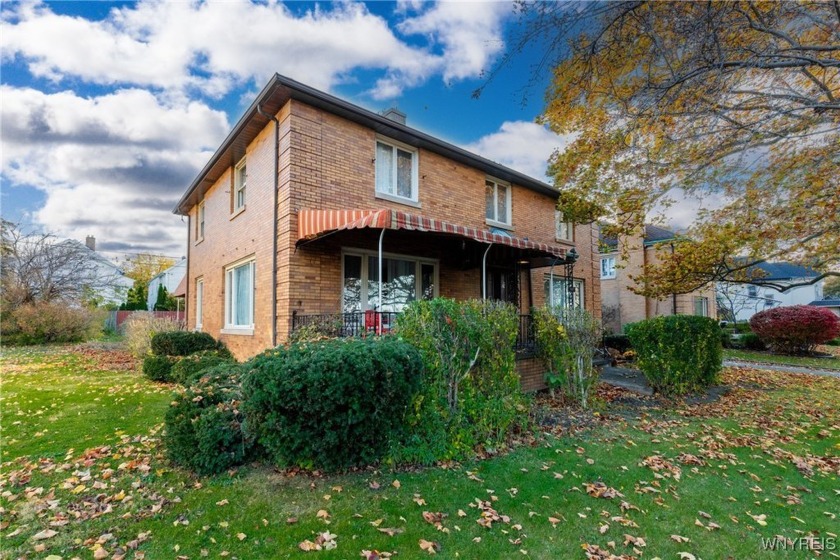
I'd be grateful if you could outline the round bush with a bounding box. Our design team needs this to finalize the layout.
[750,305,840,355]
[626,315,722,396]
[242,337,423,471]
[142,354,176,382]
[163,364,251,475]
[171,350,236,385]
[151,331,227,357]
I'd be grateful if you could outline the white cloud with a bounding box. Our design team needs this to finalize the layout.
[1,0,507,100]
[1,86,229,256]
[464,120,574,180]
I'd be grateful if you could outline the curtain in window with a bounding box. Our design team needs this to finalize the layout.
[376,143,394,194]
[234,263,252,325]
[396,149,413,198]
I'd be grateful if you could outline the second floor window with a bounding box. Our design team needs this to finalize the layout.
[555,210,573,241]
[197,201,205,240]
[485,179,511,226]
[600,256,616,279]
[234,158,247,211]
[375,139,417,202]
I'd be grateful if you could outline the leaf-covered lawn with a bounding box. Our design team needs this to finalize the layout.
[1,346,838,559]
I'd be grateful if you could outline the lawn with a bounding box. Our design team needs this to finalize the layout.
[2,345,838,560]
[724,348,840,371]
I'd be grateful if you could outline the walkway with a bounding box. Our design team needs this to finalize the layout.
[600,360,840,397]
[723,360,840,378]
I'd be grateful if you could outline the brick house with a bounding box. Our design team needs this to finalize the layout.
[174,74,601,391]
[599,224,717,333]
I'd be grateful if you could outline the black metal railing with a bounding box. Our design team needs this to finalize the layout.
[291,311,537,355]
[291,311,400,338]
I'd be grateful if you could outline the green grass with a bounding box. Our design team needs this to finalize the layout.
[724,348,840,370]
[2,345,838,559]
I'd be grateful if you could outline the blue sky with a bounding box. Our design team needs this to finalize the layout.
[1,0,572,260]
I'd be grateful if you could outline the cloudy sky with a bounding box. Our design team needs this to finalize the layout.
[1,0,572,262]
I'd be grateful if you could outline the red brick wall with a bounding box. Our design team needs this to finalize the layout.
[189,98,601,361]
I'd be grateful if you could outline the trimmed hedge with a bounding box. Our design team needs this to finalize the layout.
[750,305,840,355]
[150,331,227,357]
[163,364,251,475]
[142,354,176,382]
[242,337,423,471]
[171,350,236,385]
[626,315,722,396]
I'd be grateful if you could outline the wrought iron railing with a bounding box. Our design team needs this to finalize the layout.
[291,311,537,355]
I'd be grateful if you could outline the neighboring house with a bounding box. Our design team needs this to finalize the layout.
[809,298,840,318]
[72,236,134,307]
[599,225,717,333]
[146,258,187,310]
[716,262,822,323]
[174,74,601,391]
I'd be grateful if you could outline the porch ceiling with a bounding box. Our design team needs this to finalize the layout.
[296,208,567,260]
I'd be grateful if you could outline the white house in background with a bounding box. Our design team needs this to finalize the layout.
[810,298,840,317]
[716,262,822,323]
[69,236,133,307]
[146,258,187,310]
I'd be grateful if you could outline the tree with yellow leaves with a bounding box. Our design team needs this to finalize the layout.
[491,1,838,296]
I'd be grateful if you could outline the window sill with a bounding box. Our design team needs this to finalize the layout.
[230,206,246,220]
[375,192,421,209]
[221,327,254,336]
[555,237,574,244]
[600,276,616,280]
[194,237,204,246]
[485,219,513,231]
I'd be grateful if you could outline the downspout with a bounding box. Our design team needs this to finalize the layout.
[378,228,385,311]
[481,244,493,300]
[257,104,279,347]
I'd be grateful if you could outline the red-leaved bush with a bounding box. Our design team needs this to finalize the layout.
[749,305,840,355]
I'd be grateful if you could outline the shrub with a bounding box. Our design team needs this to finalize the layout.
[123,313,181,357]
[626,315,722,397]
[740,332,767,351]
[151,331,226,357]
[534,307,602,408]
[603,334,632,353]
[164,364,251,475]
[242,337,423,471]
[749,305,840,355]
[8,302,103,344]
[288,317,344,343]
[142,354,177,382]
[394,298,525,463]
[171,350,236,385]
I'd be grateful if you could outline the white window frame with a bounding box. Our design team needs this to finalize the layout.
[223,257,255,333]
[341,248,438,312]
[545,275,585,309]
[374,137,419,204]
[694,296,709,317]
[485,177,512,227]
[234,157,247,212]
[197,201,205,241]
[195,278,204,330]
[555,210,574,242]
[600,256,616,279]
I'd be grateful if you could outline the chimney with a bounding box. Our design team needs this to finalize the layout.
[381,107,406,125]
[85,235,96,251]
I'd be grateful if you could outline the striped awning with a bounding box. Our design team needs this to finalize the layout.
[297,208,566,258]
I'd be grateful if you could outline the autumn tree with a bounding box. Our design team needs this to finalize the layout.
[0,220,124,307]
[492,1,839,296]
[122,253,175,287]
